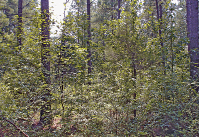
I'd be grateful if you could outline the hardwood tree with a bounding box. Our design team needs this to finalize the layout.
[40,0,51,126]
[186,0,199,88]
[117,0,121,19]
[87,0,92,85]
[17,0,23,47]
[155,0,165,74]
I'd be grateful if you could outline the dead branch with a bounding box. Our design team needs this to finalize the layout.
[2,116,29,137]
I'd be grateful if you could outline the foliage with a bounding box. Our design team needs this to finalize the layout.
[0,0,199,136]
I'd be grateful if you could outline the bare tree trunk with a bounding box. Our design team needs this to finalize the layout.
[87,0,92,85]
[186,0,199,91]
[17,0,23,47]
[40,0,51,127]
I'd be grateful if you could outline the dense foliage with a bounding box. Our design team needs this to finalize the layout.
[0,0,199,136]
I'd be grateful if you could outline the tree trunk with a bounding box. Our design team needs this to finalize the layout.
[87,0,92,85]
[111,0,114,20]
[155,0,165,75]
[40,0,51,127]
[17,0,23,47]
[186,0,199,85]
[118,0,121,19]
[133,58,136,118]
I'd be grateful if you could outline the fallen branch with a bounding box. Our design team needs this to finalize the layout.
[2,117,29,137]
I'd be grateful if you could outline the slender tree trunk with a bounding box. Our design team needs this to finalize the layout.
[132,54,136,118]
[40,0,51,126]
[111,0,114,20]
[17,0,23,47]
[60,38,64,112]
[59,0,69,113]
[87,0,92,85]
[156,0,165,75]
[118,0,121,19]
[77,2,80,44]
[186,0,199,91]
[126,22,136,118]
[170,13,174,73]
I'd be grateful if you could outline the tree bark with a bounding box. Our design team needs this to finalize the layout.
[155,0,165,75]
[40,0,51,126]
[17,0,23,47]
[87,0,92,85]
[186,0,199,84]
[118,0,121,19]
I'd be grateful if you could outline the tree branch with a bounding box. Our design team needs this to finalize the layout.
[1,116,29,137]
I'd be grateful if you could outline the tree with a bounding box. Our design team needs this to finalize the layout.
[87,0,92,84]
[186,0,199,86]
[155,0,165,74]
[17,0,23,47]
[117,0,121,19]
[40,0,51,126]
[1,0,199,136]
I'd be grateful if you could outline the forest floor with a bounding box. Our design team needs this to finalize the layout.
[0,116,64,137]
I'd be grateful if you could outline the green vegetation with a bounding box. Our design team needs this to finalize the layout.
[0,0,199,136]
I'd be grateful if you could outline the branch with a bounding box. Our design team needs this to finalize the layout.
[1,116,29,137]
[23,3,30,9]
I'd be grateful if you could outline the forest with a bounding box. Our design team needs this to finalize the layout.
[0,0,199,136]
